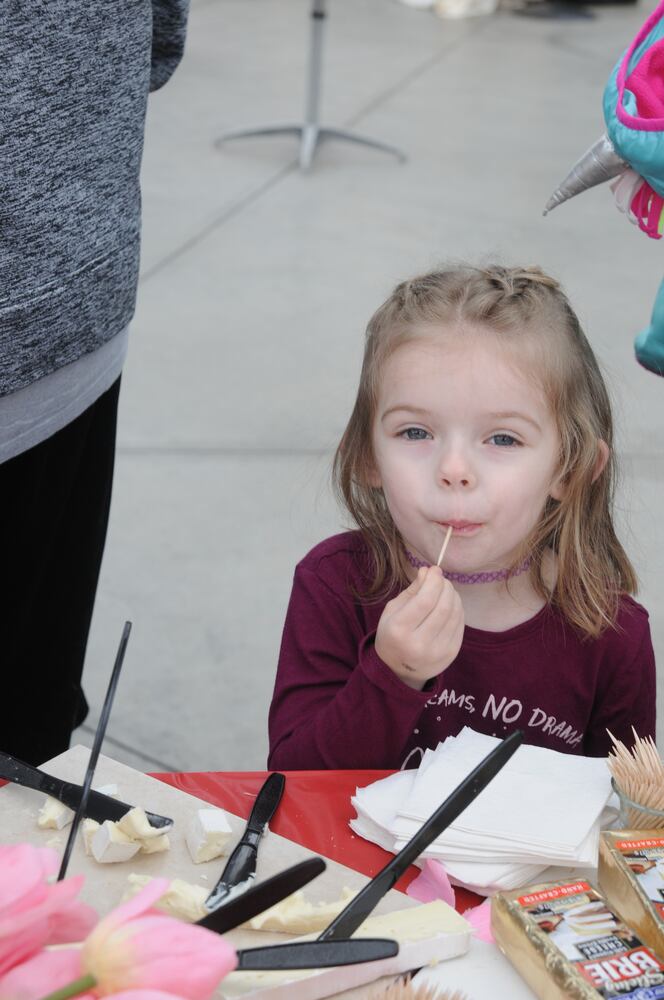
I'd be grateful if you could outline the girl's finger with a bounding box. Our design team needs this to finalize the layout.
[412,578,458,637]
[396,566,446,630]
[382,567,427,618]
[429,591,465,648]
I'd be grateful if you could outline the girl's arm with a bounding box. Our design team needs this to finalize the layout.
[268,564,437,770]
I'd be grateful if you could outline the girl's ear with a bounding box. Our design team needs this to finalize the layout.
[592,439,610,482]
[549,439,609,501]
[366,464,382,489]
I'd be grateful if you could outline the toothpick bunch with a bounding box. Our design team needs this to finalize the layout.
[608,728,664,827]
[370,978,468,1000]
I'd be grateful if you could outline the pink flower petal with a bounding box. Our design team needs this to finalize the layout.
[90,878,171,937]
[0,948,82,1000]
[462,898,494,943]
[110,993,190,999]
[0,869,97,976]
[406,860,456,908]
[82,880,236,999]
[0,846,58,912]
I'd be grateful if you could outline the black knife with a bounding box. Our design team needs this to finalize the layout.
[235,938,398,971]
[0,751,173,831]
[206,771,285,910]
[318,729,523,941]
[58,622,134,880]
[198,857,326,933]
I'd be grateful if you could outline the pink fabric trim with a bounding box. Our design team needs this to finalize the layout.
[616,0,664,130]
[630,181,664,238]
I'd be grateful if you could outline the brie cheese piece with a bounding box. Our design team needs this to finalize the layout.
[37,783,118,831]
[221,900,471,998]
[246,887,357,934]
[117,806,164,840]
[81,818,100,856]
[186,808,233,863]
[137,832,170,854]
[91,820,141,863]
[124,874,208,922]
[37,797,74,830]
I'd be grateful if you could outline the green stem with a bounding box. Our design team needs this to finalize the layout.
[38,973,97,1000]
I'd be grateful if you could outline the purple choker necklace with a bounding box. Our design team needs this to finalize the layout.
[405,549,531,584]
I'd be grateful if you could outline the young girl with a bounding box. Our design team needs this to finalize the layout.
[268,264,656,770]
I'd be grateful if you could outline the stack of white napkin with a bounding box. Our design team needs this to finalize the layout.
[351,728,615,895]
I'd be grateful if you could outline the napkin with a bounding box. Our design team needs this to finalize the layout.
[350,727,613,894]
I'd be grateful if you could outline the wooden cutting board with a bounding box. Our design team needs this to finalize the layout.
[0,746,425,998]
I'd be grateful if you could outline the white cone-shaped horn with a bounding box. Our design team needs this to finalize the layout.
[543,134,628,215]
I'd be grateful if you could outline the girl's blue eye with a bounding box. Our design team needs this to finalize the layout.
[401,427,430,441]
[490,433,518,447]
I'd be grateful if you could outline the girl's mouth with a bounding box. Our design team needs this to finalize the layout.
[437,520,483,536]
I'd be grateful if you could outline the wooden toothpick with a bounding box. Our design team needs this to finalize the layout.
[436,525,454,567]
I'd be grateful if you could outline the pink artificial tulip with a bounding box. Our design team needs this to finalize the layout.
[0,844,97,976]
[0,948,85,1000]
[81,878,237,997]
[107,994,190,999]
[0,950,193,1000]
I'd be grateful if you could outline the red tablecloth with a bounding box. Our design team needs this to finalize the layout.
[152,769,482,914]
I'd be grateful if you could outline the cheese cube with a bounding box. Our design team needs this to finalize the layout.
[186,808,233,863]
[81,818,100,856]
[117,806,165,840]
[137,833,170,855]
[91,820,141,863]
[37,796,74,830]
[124,874,208,922]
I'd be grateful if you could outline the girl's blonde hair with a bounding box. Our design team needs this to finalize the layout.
[333,263,637,639]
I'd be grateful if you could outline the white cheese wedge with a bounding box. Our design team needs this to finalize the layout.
[246,887,357,934]
[185,808,233,863]
[221,900,471,1000]
[136,832,170,855]
[124,874,208,922]
[117,806,164,840]
[91,820,141,863]
[81,818,100,856]
[37,783,118,831]
[37,797,74,830]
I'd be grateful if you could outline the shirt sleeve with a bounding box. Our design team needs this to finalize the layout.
[583,610,657,756]
[268,564,436,770]
[150,0,190,91]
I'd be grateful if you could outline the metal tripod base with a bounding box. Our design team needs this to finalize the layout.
[215,122,406,171]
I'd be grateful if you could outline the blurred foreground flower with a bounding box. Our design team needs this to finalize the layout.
[0,844,96,976]
[80,877,236,996]
[0,853,236,1000]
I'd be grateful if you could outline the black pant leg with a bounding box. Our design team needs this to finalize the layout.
[0,377,120,764]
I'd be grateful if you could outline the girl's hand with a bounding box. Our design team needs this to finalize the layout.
[375,566,464,690]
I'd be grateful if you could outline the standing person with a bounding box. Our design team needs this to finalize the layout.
[1,0,190,765]
[268,264,656,770]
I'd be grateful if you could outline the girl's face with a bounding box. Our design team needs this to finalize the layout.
[371,333,562,574]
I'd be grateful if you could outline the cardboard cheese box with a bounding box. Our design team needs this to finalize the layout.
[599,830,664,961]
[492,879,664,999]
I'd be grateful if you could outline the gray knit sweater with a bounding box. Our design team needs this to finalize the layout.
[1,0,190,396]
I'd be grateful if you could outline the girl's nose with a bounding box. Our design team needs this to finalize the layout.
[437,449,475,489]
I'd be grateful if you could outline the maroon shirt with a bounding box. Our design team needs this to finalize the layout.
[268,532,656,770]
